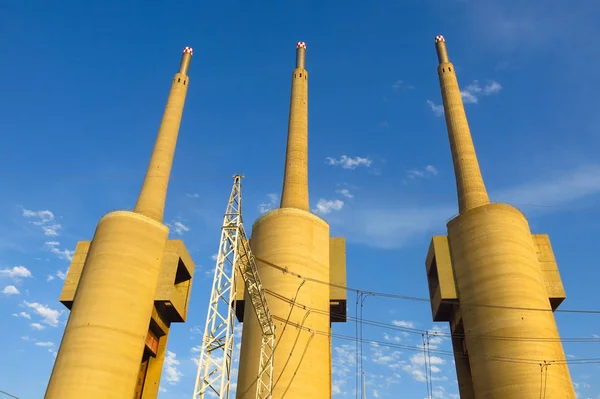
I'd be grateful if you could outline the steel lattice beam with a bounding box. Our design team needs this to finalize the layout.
[192,175,275,399]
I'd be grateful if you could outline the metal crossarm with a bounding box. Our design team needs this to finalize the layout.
[192,175,275,399]
[237,230,274,337]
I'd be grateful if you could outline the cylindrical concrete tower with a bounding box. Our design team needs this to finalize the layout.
[236,42,332,399]
[44,47,193,399]
[280,41,310,212]
[434,35,489,214]
[135,46,193,222]
[434,35,576,398]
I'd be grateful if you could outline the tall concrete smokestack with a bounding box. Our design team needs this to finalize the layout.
[424,35,575,399]
[434,35,489,214]
[135,46,193,222]
[235,42,347,399]
[45,47,196,399]
[280,41,309,211]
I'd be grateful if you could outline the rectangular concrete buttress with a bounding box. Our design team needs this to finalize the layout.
[61,240,195,320]
[329,237,347,322]
[425,234,565,323]
[235,237,348,323]
[532,234,566,310]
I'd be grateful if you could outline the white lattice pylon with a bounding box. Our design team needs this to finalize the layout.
[255,333,275,399]
[192,175,275,399]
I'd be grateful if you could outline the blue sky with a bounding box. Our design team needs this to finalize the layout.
[1,0,600,398]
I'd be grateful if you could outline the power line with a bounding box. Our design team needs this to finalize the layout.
[327,331,600,365]
[262,309,600,366]
[0,389,20,399]
[302,324,600,366]
[236,280,305,399]
[279,330,315,399]
[264,288,600,344]
[272,309,311,390]
[261,310,597,369]
[261,291,600,367]
[256,257,600,315]
[344,312,600,343]
[230,264,598,397]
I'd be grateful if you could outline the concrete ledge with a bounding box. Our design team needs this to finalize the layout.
[425,236,458,322]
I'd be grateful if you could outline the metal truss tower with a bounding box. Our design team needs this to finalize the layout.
[193,175,275,399]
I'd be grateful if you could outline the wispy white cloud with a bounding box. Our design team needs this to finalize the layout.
[56,269,68,281]
[43,242,74,261]
[22,209,54,223]
[427,80,501,117]
[313,199,344,215]
[426,100,444,117]
[12,311,31,319]
[20,336,57,357]
[406,165,439,180]
[190,325,203,336]
[392,80,414,91]
[326,155,373,170]
[331,343,356,397]
[204,253,219,278]
[371,346,403,367]
[169,221,190,235]
[336,188,354,199]
[30,323,45,330]
[42,225,61,237]
[402,353,447,383]
[163,351,183,385]
[2,285,20,295]
[460,80,502,104]
[22,208,62,237]
[382,332,402,343]
[204,267,216,278]
[0,266,32,280]
[190,344,202,367]
[186,193,200,198]
[331,334,458,397]
[392,320,415,328]
[23,301,62,327]
[365,343,405,393]
[258,193,278,214]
